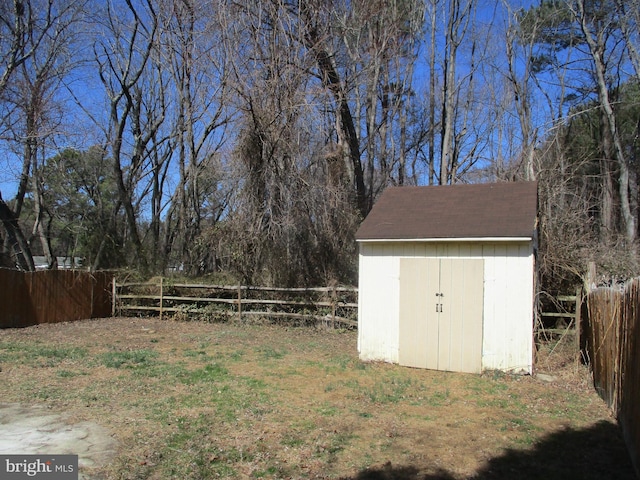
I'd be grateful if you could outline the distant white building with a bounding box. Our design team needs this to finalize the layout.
[33,256,84,270]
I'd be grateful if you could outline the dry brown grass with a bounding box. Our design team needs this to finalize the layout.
[0,317,635,479]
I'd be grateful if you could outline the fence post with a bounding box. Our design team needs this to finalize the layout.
[111,277,117,317]
[331,285,336,328]
[575,285,582,354]
[586,261,597,292]
[237,285,242,321]
[160,277,164,321]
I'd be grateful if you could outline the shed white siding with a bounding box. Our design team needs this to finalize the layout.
[357,240,534,374]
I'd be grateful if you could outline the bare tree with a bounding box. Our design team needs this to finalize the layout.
[570,0,635,243]
[503,2,538,181]
[218,0,311,282]
[0,194,34,270]
[517,0,633,243]
[296,1,368,216]
[215,0,373,285]
[342,0,424,201]
[159,0,230,273]
[418,0,495,185]
[614,0,640,82]
[439,0,473,184]
[426,0,438,185]
[0,0,59,96]
[0,0,76,270]
[94,0,160,270]
[0,0,85,269]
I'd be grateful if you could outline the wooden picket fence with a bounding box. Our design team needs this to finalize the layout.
[112,278,358,328]
[583,279,640,477]
[0,268,112,328]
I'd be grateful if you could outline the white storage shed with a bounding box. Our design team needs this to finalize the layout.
[355,181,538,374]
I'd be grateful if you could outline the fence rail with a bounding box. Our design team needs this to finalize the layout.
[538,287,582,336]
[536,288,583,355]
[113,279,358,328]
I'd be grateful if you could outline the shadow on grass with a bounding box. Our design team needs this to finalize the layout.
[344,421,636,480]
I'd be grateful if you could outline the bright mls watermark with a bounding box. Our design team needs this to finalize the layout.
[1,455,78,479]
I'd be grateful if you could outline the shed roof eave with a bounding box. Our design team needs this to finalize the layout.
[356,236,533,243]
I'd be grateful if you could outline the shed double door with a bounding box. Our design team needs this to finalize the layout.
[399,258,484,373]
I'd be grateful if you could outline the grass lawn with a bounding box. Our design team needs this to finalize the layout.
[0,317,635,479]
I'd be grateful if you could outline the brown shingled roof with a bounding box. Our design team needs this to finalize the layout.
[355,181,538,241]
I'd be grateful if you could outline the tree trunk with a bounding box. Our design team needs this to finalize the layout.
[428,0,437,185]
[30,168,56,269]
[440,43,455,185]
[110,113,147,270]
[0,197,35,271]
[439,0,471,185]
[300,7,367,217]
[599,117,615,239]
[577,0,636,243]
[505,21,536,181]
[315,46,368,217]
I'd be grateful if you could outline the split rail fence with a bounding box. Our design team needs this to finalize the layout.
[537,287,582,349]
[583,279,640,477]
[538,287,581,331]
[112,278,358,328]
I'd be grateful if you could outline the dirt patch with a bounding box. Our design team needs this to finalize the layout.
[0,317,635,479]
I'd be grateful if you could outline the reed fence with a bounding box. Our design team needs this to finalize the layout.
[113,278,358,328]
[583,279,640,477]
[0,268,112,328]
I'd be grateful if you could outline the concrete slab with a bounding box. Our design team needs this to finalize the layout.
[0,403,117,479]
